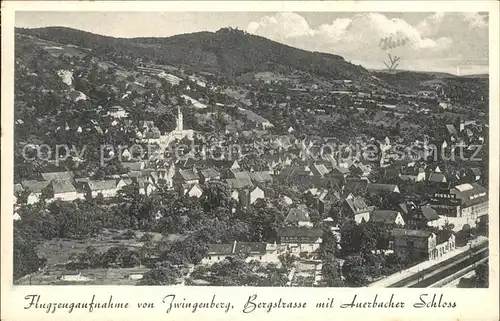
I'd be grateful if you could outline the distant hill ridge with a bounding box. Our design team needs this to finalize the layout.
[16,26,369,80]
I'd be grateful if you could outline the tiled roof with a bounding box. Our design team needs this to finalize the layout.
[14,183,24,193]
[41,171,74,181]
[249,171,273,183]
[231,170,252,181]
[277,227,323,238]
[51,179,77,194]
[226,178,254,189]
[122,162,144,171]
[345,196,373,214]
[21,180,51,193]
[371,210,401,224]
[233,242,266,255]
[392,228,433,238]
[451,182,488,207]
[367,183,399,193]
[88,180,117,191]
[178,169,199,181]
[207,244,233,255]
[421,206,440,221]
[428,172,447,183]
[201,167,221,179]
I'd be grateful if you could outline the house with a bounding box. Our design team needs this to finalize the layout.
[402,202,441,228]
[50,179,83,202]
[239,186,265,207]
[427,191,462,217]
[226,178,254,190]
[136,178,156,196]
[13,212,21,221]
[467,168,482,182]
[122,161,145,171]
[277,227,323,254]
[106,106,129,119]
[60,271,91,282]
[450,183,488,221]
[446,124,458,136]
[399,167,426,182]
[310,163,331,178]
[304,188,340,215]
[391,228,455,261]
[199,167,221,184]
[201,241,268,265]
[348,162,371,177]
[344,196,374,224]
[26,192,40,205]
[285,204,313,227]
[86,179,126,198]
[329,166,350,179]
[185,184,203,198]
[21,180,51,200]
[41,171,74,182]
[366,183,400,194]
[428,171,447,184]
[174,169,200,187]
[370,210,405,226]
[248,171,273,184]
[279,195,294,207]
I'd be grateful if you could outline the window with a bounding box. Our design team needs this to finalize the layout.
[209,256,211,260]
[259,256,262,260]
[217,256,220,260]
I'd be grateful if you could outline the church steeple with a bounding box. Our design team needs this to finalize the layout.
[176,106,183,131]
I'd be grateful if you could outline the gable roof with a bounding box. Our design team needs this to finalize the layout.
[122,162,144,171]
[88,180,118,191]
[392,228,433,238]
[345,196,374,214]
[51,179,77,194]
[366,183,399,193]
[277,227,323,238]
[41,171,74,181]
[14,183,24,193]
[200,167,220,179]
[21,180,51,193]
[178,169,199,181]
[421,206,440,221]
[233,242,267,255]
[207,244,234,255]
[231,170,252,181]
[428,172,447,183]
[249,171,273,183]
[451,182,488,207]
[226,178,254,189]
[446,124,457,135]
[371,210,402,224]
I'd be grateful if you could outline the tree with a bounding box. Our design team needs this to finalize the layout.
[342,255,369,287]
[339,218,362,254]
[13,230,44,280]
[202,181,232,211]
[101,246,140,268]
[138,263,183,285]
[475,262,488,287]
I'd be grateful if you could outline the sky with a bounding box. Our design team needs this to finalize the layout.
[16,11,489,75]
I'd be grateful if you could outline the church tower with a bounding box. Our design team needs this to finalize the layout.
[176,106,183,131]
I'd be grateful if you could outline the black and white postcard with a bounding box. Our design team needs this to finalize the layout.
[1,1,499,321]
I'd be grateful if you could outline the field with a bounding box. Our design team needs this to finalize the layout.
[15,229,187,285]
